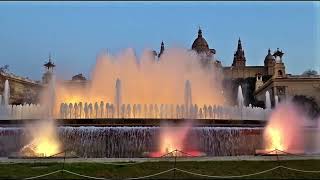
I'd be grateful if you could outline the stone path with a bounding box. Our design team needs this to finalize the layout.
[1,155,320,164]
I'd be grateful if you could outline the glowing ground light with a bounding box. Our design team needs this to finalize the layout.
[265,127,285,151]
[257,102,306,155]
[145,123,205,158]
[21,137,61,157]
[33,137,60,157]
[21,121,61,157]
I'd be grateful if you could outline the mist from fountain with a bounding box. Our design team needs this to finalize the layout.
[263,100,309,154]
[20,74,61,157]
[54,48,227,111]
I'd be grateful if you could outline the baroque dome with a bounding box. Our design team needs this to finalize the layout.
[265,49,275,62]
[191,28,210,54]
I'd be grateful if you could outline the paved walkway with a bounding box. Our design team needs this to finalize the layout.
[1,155,320,164]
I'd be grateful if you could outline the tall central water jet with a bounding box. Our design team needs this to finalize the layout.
[184,80,192,118]
[237,85,244,107]
[265,91,271,109]
[115,78,122,118]
[275,95,279,107]
[3,80,9,105]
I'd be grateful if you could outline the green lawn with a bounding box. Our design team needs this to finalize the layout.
[1,160,320,179]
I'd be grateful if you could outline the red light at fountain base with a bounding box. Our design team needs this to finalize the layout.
[147,121,203,158]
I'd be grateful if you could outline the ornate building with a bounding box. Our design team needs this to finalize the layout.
[155,27,319,107]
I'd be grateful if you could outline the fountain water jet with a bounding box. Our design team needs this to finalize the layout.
[237,85,244,107]
[184,80,192,118]
[3,80,9,106]
[115,78,122,118]
[275,95,279,107]
[265,91,271,109]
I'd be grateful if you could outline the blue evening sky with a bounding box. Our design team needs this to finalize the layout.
[0,1,319,80]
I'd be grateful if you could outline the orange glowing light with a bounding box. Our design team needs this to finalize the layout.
[32,137,60,157]
[21,121,61,157]
[265,127,284,151]
[161,138,176,154]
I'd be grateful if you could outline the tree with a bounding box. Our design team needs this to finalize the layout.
[0,65,9,73]
[292,95,320,120]
[302,69,318,76]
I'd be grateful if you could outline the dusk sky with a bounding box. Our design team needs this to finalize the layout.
[0,1,319,81]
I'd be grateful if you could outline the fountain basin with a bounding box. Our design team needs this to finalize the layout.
[0,118,266,127]
[0,126,263,158]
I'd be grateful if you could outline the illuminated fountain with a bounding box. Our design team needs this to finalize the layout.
[0,49,281,158]
[256,101,306,155]
[56,79,270,120]
[19,75,62,157]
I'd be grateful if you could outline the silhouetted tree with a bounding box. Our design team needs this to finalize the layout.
[0,65,9,73]
[292,95,320,120]
[302,69,318,76]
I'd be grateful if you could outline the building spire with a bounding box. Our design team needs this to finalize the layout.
[158,41,165,58]
[232,38,246,67]
[198,26,202,37]
[48,53,52,63]
[237,37,242,51]
[44,53,55,70]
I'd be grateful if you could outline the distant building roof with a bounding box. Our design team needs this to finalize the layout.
[72,73,87,81]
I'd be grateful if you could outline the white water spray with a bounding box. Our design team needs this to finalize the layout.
[265,91,271,109]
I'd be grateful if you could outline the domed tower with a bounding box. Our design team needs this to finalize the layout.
[232,38,246,67]
[191,27,216,64]
[264,49,275,76]
[42,54,55,84]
